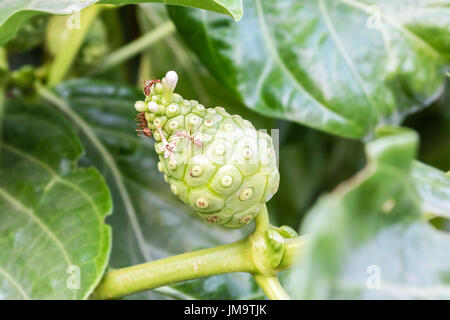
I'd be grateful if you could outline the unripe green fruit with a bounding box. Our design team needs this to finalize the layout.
[136,71,279,228]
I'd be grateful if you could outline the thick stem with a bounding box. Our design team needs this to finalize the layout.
[90,21,175,75]
[91,239,254,299]
[250,204,293,300]
[254,203,270,234]
[254,275,291,300]
[88,201,306,299]
[90,233,306,300]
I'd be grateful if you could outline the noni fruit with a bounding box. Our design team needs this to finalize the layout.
[134,71,279,228]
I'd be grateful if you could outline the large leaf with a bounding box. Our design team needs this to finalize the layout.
[0,100,112,299]
[169,0,450,139]
[100,0,242,21]
[287,127,450,299]
[0,0,242,45]
[412,161,450,219]
[53,79,263,299]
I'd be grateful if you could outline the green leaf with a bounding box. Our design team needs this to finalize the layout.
[413,161,450,218]
[169,0,450,139]
[287,126,450,299]
[0,0,242,46]
[53,79,262,300]
[0,99,112,299]
[100,0,243,21]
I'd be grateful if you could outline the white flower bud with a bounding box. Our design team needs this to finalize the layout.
[134,101,148,112]
[163,71,178,93]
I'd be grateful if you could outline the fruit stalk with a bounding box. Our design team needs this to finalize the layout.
[91,231,305,300]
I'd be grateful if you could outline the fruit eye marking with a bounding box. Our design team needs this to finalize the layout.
[168,120,179,130]
[224,123,234,132]
[239,187,254,201]
[167,103,179,113]
[195,105,205,112]
[242,147,252,159]
[168,160,177,170]
[206,216,218,223]
[190,165,203,177]
[221,175,233,187]
[204,119,214,127]
[196,197,210,209]
[214,144,226,156]
[189,117,199,125]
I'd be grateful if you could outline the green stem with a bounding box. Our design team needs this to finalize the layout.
[47,5,101,86]
[91,234,306,300]
[250,204,293,300]
[254,203,270,234]
[90,21,175,75]
[91,239,254,299]
[88,201,305,299]
[254,275,291,300]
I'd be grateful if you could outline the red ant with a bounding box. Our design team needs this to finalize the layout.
[143,79,161,96]
[135,112,152,137]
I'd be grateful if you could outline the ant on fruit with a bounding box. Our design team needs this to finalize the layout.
[143,79,161,96]
[135,112,152,137]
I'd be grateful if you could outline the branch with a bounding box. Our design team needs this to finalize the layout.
[254,275,291,300]
[91,239,254,299]
[91,234,307,300]
[89,203,307,300]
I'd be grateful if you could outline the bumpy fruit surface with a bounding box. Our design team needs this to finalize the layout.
[135,71,279,228]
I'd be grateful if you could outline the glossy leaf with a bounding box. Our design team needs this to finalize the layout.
[0,100,112,299]
[54,79,263,299]
[287,126,450,299]
[169,0,450,139]
[0,0,242,45]
[100,0,242,21]
[413,161,450,218]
